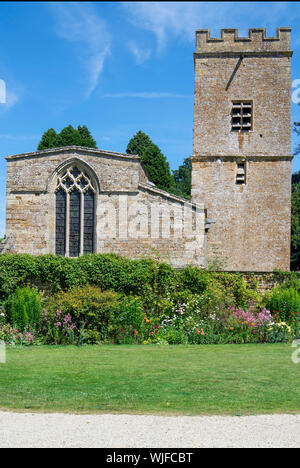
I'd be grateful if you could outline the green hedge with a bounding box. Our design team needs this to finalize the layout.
[0,253,175,300]
[0,253,298,306]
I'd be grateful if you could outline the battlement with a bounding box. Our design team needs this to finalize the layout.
[196,27,291,54]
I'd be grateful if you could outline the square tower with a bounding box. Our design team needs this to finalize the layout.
[191,28,293,271]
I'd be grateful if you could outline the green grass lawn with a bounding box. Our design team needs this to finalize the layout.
[0,344,299,415]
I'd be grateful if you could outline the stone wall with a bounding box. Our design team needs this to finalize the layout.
[96,184,205,268]
[4,147,206,268]
[191,28,293,272]
[241,271,300,294]
[192,157,291,271]
[3,27,293,273]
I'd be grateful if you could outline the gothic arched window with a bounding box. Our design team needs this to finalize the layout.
[55,166,96,257]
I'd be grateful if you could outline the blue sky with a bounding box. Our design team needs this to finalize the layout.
[0,1,300,237]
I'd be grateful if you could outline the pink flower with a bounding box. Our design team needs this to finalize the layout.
[232,307,272,329]
[63,314,72,324]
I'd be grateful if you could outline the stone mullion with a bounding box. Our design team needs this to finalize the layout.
[240,104,243,128]
[65,191,70,257]
[80,191,84,256]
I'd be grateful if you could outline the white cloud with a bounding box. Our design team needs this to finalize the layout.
[49,2,111,97]
[0,79,6,104]
[103,92,191,99]
[122,1,300,57]
[122,2,231,54]
[0,134,39,141]
[0,88,19,111]
[5,90,19,109]
[128,41,151,64]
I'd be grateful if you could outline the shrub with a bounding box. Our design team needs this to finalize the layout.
[80,329,101,345]
[0,253,264,304]
[39,309,77,345]
[264,287,300,326]
[7,287,42,332]
[0,306,5,325]
[115,296,145,344]
[197,284,236,320]
[177,266,212,294]
[212,272,261,308]
[48,286,123,340]
[0,253,176,300]
[34,254,88,292]
[267,322,294,343]
[47,286,147,343]
[163,328,187,345]
[0,324,35,345]
[186,319,228,344]
[273,271,300,293]
[0,254,38,300]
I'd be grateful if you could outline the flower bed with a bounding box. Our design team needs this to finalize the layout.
[0,261,298,346]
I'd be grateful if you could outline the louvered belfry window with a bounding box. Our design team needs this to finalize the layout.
[55,166,96,256]
[231,101,253,132]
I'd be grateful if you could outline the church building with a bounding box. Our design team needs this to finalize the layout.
[1,27,293,272]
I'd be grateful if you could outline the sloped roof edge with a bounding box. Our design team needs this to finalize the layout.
[139,183,204,209]
[5,145,140,161]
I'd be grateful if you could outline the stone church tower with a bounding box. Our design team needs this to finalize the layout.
[2,27,293,273]
[191,28,293,271]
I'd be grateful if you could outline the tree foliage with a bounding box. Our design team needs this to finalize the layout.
[294,122,300,156]
[291,171,300,270]
[172,157,191,199]
[126,130,153,156]
[37,125,97,150]
[126,130,176,193]
[140,143,176,193]
[291,117,300,269]
[292,170,300,185]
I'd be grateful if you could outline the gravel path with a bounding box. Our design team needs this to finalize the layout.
[0,411,299,448]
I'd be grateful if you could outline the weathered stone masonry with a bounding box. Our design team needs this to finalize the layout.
[2,27,293,272]
[4,146,205,268]
[191,28,293,271]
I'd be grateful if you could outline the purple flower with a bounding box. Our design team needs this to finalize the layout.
[232,307,272,328]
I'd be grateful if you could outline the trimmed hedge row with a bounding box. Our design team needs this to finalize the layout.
[0,253,298,305]
[0,253,169,299]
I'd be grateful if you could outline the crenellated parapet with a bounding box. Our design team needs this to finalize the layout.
[195,27,292,55]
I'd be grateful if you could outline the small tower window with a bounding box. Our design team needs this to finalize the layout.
[231,101,253,132]
[236,161,246,184]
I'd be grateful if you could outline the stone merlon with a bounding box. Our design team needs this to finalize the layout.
[196,27,292,55]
